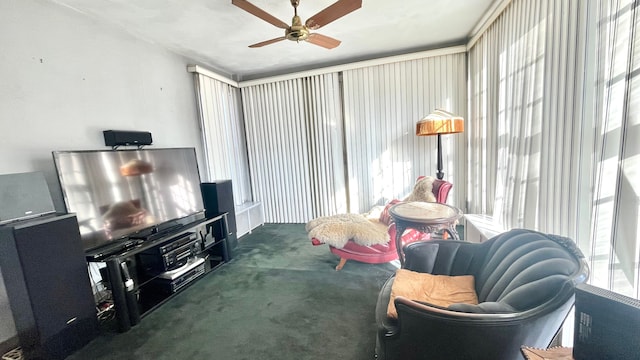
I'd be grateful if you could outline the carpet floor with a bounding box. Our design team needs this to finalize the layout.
[67,223,399,360]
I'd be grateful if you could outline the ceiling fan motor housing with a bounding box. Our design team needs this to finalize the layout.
[286,15,309,41]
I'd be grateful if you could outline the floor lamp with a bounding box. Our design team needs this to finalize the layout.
[416,109,464,180]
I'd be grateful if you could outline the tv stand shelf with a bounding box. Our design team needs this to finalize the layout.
[88,213,229,332]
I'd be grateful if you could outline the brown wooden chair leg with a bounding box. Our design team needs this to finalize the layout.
[336,257,348,271]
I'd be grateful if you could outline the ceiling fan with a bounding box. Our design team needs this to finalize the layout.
[231,0,362,49]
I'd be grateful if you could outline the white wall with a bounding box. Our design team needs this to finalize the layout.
[0,0,204,345]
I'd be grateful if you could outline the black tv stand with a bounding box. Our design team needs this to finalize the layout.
[88,213,230,332]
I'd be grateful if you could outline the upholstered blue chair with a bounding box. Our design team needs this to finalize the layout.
[375,228,589,360]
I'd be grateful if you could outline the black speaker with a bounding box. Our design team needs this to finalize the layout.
[201,181,237,256]
[103,130,152,147]
[0,214,98,360]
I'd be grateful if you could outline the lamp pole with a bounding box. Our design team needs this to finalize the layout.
[436,133,444,180]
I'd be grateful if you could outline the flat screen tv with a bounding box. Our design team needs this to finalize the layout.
[53,147,205,253]
[573,283,640,360]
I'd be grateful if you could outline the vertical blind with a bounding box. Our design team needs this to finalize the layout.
[193,73,252,206]
[239,54,468,223]
[342,54,468,213]
[467,0,588,237]
[468,0,640,298]
[240,74,345,223]
[589,0,640,297]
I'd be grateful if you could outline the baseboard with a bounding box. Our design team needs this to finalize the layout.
[0,336,19,358]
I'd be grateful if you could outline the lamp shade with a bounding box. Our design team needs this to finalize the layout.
[416,109,464,136]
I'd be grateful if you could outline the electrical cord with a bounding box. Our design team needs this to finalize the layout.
[87,262,116,324]
[96,299,115,323]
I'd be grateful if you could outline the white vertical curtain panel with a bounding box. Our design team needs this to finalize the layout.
[342,54,467,213]
[241,74,345,223]
[467,0,588,237]
[469,0,640,298]
[589,0,640,297]
[194,73,252,205]
[240,55,468,222]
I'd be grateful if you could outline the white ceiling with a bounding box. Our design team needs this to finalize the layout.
[50,0,498,80]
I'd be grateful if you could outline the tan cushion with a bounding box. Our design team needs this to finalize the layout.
[520,346,574,360]
[387,269,479,319]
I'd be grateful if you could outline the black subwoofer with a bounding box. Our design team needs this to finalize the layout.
[0,214,98,360]
[201,180,237,257]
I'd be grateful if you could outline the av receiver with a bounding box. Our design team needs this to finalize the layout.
[150,256,207,294]
[138,232,201,274]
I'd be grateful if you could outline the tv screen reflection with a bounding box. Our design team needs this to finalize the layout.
[53,148,205,252]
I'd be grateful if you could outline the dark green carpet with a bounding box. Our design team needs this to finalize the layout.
[67,224,398,360]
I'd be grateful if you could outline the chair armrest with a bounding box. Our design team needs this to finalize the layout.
[395,296,519,320]
[375,275,398,334]
[384,296,570,360]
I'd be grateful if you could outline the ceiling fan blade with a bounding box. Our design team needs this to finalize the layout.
[232,0,289,29]
[306,33,341,49]
[305,0,362,30]
[249,36,287,48]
